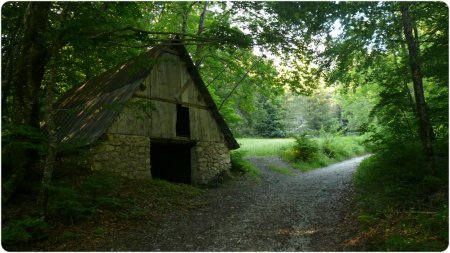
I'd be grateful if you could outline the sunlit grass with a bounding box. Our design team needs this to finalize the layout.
[284,135,367,172]
[237,136,367,172]
[236,138,296,156]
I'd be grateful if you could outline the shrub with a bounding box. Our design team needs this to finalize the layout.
[93,227,107,237]
[81,172,116,199]
[230,150,260,177]
[47,172,125,223]
[284,134,366,172]
[353,141,448,251]
[292,134,319,161]
[320,137,338,158]
[48,183,92,223]
[2,217,48,250]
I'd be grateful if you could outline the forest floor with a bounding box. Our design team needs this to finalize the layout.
[92,155,368,251]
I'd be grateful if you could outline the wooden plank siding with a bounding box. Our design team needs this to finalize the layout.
[190,107,224,142]
[107,97,153,137]
[106,51,225,143]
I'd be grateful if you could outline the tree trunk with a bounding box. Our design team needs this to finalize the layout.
[38,45,59,219]
[2,2,26,119]
[2,2,51,204]
[400,3,436,174]
[180,2,197,42]
[396,32,417,116]
[194,1,208,67]
[181,4,189,41]
[38,3,69,219]
[12,2,50,127]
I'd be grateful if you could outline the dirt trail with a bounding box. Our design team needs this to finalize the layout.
[104,156,367,251]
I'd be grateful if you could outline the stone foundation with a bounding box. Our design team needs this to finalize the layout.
[66,135,232,184]
[88,133,151,179]
[194,141,231,184]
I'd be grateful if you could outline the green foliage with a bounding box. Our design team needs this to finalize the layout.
[47,172,122,223]
[283,88,353,137]
[354,141,448,251]
[254,97,286,138]
[333,84,377,134]
[47,183,93,223]
[204,21,253,49]
[236,138,296,157]
[285,135,366,171]
[80,172,116,199]
[291,134,320,161]
[93,227,107,237]
[230,151,260,177]
[2,217,48,250]
[200,48,286,137]
[1,123,46,153]
[238,136,366,173]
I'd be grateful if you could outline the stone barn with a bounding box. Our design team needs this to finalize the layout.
[54,43,239,184]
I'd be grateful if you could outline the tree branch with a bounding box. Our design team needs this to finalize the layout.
[218,58,262,110]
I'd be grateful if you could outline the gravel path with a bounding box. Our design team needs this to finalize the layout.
[108,155,367,251]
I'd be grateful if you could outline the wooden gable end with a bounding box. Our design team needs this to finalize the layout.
[106,50,225,143]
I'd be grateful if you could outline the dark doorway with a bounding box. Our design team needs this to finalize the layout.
[176,104,190,137]
[150,141,193,184]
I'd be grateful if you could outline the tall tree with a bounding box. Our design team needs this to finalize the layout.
[2,2,51,204]
[194,1,208,67]
[11,2,50,127]
[38,3,69,218]
[400,3,436,173]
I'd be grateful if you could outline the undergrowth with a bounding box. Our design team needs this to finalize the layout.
[283,134,367,171]
[2,171,203,250]
[353,141,448,251]
[1,217,48,249]
[230,150,260,178]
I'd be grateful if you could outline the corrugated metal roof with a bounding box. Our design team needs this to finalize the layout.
[54,43,239,150]
[54,47,162,147]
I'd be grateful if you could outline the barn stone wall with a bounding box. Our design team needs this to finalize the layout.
[194,141,231,184]
[87,133,151,179]
[72,134,232,184]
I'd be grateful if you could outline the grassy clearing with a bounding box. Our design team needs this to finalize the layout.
[236,136,366,173]
[353,141,448,251]
[237,136,366,172]
[236,138,296,156]
[283,135,367,172]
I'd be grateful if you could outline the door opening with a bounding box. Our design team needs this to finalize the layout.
[150,141,193,184]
